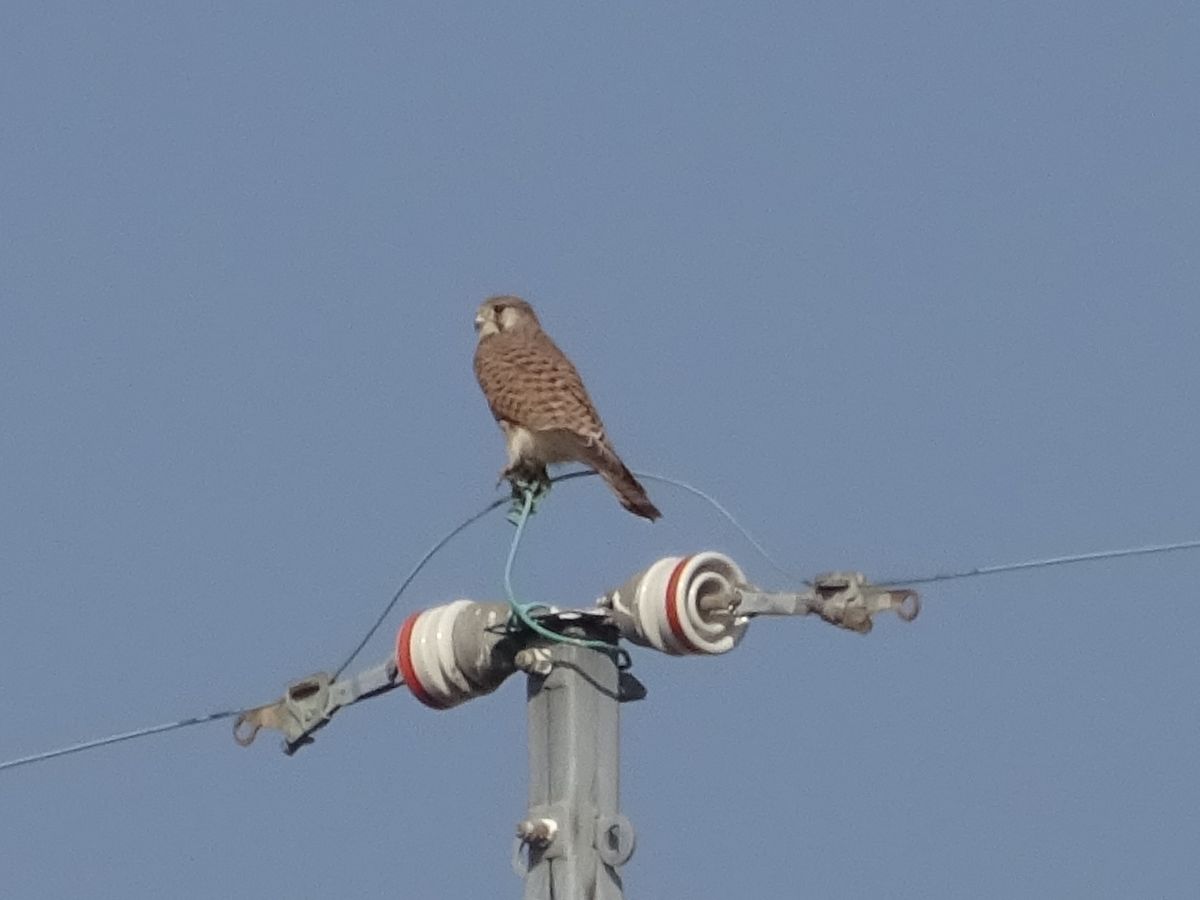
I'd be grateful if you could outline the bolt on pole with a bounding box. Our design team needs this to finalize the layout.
[515,619,636,900]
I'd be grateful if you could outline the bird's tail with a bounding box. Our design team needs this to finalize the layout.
[584,442,661,521]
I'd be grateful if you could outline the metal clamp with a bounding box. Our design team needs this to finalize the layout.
[808,571,919,633]
[710,573,919,634]
[234,658,402,755]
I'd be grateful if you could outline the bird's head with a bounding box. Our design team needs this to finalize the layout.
[474,295,540,338]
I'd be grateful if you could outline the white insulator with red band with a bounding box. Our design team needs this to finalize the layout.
[396,600,514,709]
[602,552,750,655]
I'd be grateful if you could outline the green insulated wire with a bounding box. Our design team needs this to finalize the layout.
[503,486,614,654]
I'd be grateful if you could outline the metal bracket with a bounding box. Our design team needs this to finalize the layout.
[808,571,919,632]
[708,572,919,634]
[233,658,402,755]
[595,813,636,867]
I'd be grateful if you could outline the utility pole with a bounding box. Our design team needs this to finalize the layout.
[515,617,636,899]
[235,552,918,899]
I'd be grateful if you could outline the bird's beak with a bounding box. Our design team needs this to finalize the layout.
[473,314,485,332]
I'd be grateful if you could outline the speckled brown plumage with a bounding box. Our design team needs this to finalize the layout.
[474,328,601,435]
[473,295,661,521]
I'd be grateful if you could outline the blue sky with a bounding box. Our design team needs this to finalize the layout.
[2,3,1198,897]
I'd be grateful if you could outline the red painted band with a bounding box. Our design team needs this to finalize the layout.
[397,611,447,710]
[664,556,699,653]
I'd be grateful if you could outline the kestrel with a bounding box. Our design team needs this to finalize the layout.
[473,295,661,521]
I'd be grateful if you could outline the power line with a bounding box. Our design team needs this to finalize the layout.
[332,494,507,677]
[881,538,1200,586]
[0,709,240,774]
[634,471,798,581]
[3,467,1199,776]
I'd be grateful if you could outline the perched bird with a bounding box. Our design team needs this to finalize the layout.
[473,295,661,521]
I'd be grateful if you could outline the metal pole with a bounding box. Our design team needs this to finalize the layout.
[517,621,634,900]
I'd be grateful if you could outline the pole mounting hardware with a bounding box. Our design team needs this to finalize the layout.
[731,572,920,634]
[233,659,401,755]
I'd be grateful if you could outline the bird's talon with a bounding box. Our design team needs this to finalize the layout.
[506,475,550,523]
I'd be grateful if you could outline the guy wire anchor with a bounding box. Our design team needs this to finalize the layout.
[233,658,402,755]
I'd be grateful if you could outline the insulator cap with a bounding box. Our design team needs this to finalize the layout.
[604,552,749,655]
[396,600,513,709]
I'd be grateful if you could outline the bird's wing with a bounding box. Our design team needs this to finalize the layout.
[474,332,606,438]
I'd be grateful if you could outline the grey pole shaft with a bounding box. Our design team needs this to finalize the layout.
[522,636,629,900]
